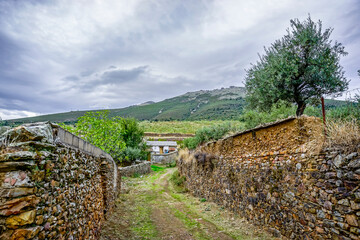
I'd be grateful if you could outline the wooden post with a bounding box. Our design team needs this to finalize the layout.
[321,96,327,136]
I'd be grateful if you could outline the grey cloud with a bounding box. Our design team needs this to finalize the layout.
[0,0,359,119]
[101,66,148,84]
[63,75,80,81]
[80,70,94,77]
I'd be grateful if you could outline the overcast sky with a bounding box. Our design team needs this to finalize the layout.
[0,0,359,120]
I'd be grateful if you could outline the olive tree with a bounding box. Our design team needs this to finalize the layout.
[245,16,349,116]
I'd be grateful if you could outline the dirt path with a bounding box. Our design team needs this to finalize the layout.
[100,166,274,240]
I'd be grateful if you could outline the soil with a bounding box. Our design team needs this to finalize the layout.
[100,167,275,240]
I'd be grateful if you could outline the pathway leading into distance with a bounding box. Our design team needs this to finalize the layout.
[100,166,274,240]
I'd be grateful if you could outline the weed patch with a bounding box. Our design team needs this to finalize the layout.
[169,170,187,193]
[151,165,166,172]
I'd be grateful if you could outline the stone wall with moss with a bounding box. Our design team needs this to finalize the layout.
[0,123,120,239]
[178,117,360,239]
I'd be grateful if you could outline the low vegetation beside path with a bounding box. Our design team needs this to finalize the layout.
[139,120,244,134]
[100,165,274,240]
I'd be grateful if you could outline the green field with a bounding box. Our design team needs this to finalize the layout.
[139,120,245,134]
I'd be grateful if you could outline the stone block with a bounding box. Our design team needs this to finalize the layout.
[0,123,53,144]
[72,136,79,148]
[10,226,41,239]
[0,151,36,162]
[63,131,73,145]
[0,187,35,198]
[0,195,39,216]
[93,147,103,157]
[79,138,84,151]
[57,128,65,142]
[6,210,36,228]
[0,161,36,172]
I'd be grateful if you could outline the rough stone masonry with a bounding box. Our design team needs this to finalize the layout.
[178,117,360,239]
[0,123,120,240]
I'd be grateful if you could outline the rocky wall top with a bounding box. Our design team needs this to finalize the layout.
[199,117,322,157]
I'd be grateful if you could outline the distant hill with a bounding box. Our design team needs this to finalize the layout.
[6,86,247,124]
[3,86,347,125]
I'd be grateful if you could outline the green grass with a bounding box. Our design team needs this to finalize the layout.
[170,207,212,240]
[169,170,187,193]
[140,120,245,134]
[131,192,159,238]
[151,165,167,172]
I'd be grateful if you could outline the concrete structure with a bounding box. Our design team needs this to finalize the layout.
[146,141,177,154]
[151,151,178,164]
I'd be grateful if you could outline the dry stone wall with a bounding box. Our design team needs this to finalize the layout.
[0,123,120,240]
[118,162,151,177]
[151,151,178,164]
[177,117,360,239]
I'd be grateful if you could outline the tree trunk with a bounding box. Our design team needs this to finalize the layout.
[296,102,306,116]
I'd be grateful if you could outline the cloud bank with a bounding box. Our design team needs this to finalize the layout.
[0,0,359,119]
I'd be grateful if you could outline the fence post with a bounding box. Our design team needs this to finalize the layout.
[321,96,327,136]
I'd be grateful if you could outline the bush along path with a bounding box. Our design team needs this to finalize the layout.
[100,165,274,240]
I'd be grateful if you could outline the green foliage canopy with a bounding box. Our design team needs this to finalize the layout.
[245,16,349,116]
[183,122,239,149]
[73,111,147,163]
[74,111,126,161]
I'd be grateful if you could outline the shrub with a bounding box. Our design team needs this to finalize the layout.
[327,102,360,122]
[183,122,239,149]
[166,161,176,168]
[240,101,308,129]
[326,119,360,152]
[119,146,147,163]
[67,110,148,164]
[169,170,187,193]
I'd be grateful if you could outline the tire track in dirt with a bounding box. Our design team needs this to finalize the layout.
[156,168,234,240]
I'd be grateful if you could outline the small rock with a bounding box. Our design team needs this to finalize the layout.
[324,201,332,210]
[338,199,350,206]
[335,180,343,187]
[268,228,281,237]
[333,154,344,168]
[44,222,51,230]
[10,178,17,186]
[325,172,336,179]
[350,201,360,210]
[348,158,360,169]
[284,191,295,201]
[346,153,358,160]
[350,227,360,235]
[317,210,325,219]
[345,215,358,227]
[316,226,325,233]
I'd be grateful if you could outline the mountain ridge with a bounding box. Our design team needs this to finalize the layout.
[2,86,345,125]
[5,86,247,124]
